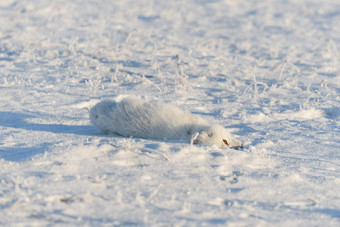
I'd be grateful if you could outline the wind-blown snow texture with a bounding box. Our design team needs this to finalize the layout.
[0,0,339,226]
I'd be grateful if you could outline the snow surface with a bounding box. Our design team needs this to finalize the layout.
[0,0,339,226]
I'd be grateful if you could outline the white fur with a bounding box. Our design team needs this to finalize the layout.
[90,96,243,148]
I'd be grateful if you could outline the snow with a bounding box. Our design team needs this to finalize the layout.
[0,0,339,226]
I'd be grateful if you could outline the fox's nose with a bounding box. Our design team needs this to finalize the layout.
[231,143,243,150]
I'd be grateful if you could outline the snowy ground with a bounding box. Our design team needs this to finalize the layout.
[1,0,339,226]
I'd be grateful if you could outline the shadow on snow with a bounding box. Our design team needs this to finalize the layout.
[0,111,95,162]
[0,111,94,136]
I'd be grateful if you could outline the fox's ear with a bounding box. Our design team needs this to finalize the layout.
[191,132,200,145]
[223,139,229,146]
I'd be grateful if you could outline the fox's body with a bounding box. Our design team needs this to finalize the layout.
[90,96,242,149]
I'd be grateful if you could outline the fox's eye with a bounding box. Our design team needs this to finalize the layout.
[223,139,229,146]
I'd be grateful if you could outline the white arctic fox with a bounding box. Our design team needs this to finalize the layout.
[90,96,242,149]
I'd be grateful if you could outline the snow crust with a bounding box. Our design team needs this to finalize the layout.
[0,0,339,226]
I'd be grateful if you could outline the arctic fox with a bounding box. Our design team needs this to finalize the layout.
[90,96,242,149]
